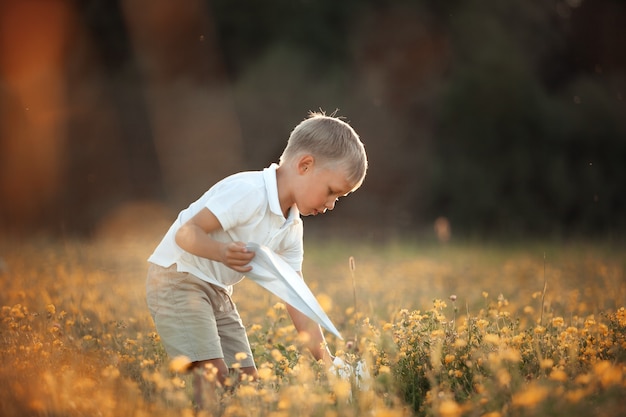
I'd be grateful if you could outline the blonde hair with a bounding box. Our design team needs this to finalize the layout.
[279,111,368,188]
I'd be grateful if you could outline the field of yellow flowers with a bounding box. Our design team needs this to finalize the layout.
[1,235,624,417]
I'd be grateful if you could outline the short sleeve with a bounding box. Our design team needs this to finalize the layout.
[205,179,265,232]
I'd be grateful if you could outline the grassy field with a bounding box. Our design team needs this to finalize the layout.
[1,235,624,416]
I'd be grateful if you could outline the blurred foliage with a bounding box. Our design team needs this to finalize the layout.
[211,0,363,74]
[208,0,625,238]
[427,0,626,238]
[386,299,626,416]
[3,0,623,239]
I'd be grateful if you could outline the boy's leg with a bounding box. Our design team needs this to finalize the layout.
[191,360,256,410]
[240,366,258,380]
[214,293,257,380]
[146,265,234,409]
[191,358,229,411]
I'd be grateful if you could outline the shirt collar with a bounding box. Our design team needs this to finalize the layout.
[263,164,301,222]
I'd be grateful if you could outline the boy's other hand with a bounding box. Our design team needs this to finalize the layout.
[221,241,255,273]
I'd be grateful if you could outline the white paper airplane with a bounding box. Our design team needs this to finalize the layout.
[245,242,343,339]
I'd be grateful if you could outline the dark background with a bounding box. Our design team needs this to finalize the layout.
[1,0,624,241]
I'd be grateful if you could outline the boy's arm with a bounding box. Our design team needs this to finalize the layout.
[175,207,254,273]
[285,281,334,365]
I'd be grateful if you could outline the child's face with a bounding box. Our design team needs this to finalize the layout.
[296,165,355,216]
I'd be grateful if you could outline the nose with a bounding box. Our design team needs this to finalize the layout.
[325,198,337,211]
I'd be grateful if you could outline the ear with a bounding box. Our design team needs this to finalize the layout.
[296,154,315,174]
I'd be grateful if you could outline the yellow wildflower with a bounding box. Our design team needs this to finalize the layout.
[512,384,549,408]
[431,329,445,338]
[258,367,274,381]
[594,360,622,388]
[551,317,564,327]
[439,399,461,417]
[10,304,25,319]
[169,355,191,373]
[574,373,592,385]
[497,369,511,387]
[238,385,257,397]
[501,348,521,363]
[334,380,352,402]
[549,369,568,382]
[271,349,284,362]
[565,388,587,403]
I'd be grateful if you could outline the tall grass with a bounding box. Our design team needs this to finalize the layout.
[1,236,624,416]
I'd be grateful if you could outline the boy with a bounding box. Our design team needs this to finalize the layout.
[146,112,368,406]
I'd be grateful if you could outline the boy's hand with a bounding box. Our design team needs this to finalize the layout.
[329,356,371,390]
[221,241,255,273]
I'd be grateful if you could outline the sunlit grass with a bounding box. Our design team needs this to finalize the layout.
[1,236,624,416]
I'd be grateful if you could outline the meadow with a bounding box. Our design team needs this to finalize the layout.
[1,234,624,417]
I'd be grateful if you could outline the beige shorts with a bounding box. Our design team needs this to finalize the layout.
[146,263,255,368]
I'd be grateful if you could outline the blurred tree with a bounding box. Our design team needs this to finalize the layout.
[59,0,165,233]
[121,0,245,208]
[0,0,245,236]
[1,0,624,238]
[424,0,626,237]
[0,0,76,233]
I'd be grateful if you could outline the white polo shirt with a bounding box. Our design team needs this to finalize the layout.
[148,164,304,292]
